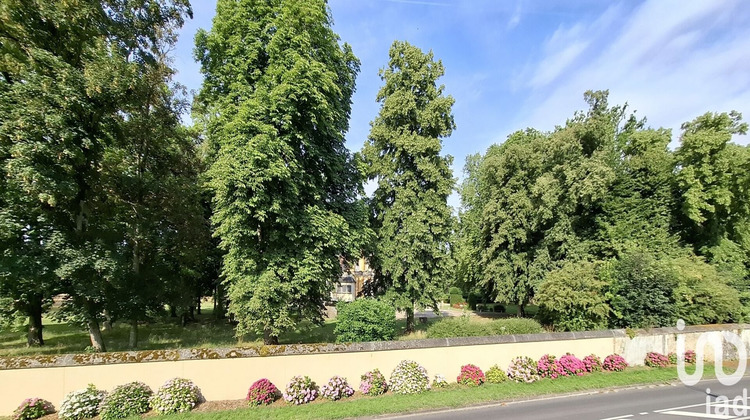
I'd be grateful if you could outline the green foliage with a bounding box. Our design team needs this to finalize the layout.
[99,382,152,420]
[334,299,396,343]
[425,316,542,338]
[196,0,367,344]
[604,251,676,328]
[668,255,742,324]
[535,261,610,331]
[485,365,508,383]
[449,294,464,305]
[362,40,455,332]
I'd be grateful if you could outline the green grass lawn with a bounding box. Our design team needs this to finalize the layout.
[161,367,686,420]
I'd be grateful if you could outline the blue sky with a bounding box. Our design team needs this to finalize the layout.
[172,0,750,207]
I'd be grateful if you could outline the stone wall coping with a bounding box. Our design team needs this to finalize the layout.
[2,323,747,371]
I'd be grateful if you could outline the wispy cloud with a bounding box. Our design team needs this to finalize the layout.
[507,3,521,30]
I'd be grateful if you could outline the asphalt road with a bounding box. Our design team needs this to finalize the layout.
[382,377,750,420]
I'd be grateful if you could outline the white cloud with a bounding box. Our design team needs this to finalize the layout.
[515,0,750,145]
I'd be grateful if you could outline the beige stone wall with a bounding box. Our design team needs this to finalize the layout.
[1,324,748,416]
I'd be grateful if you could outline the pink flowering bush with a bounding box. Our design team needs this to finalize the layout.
[507,356,541,383]
[644,352,670,368]
[360,369,388,396]
[13,398,54,420]
[582,354,602,373]
[457,364,485,387]
[537,354,564,379]
[685,350,696,364]
[283,376,318,405]
[559,353,586,376]
[246,379,280,406]
[602,354,628,372]
[321,376,354,401]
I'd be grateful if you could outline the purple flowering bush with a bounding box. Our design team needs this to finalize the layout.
[602,354,628,372]
[246,379,280,406]
[12,398,54,420]
[150,378,202,415]
[389,360,430,394]
[644,352,670,368]
[559,354,586,376]
[537,354,564,379]
[99,381,152,420]
[360,369,388,396]
[457,364,485,387]
[321,376,355,401]
[507,356,541,383]
[582,354,602,373]
[283,376,319,405]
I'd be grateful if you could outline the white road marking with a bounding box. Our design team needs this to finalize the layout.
[599,415,633,420]
[660,410,735,419]
[654,403,710,412]
[640,412,648,415]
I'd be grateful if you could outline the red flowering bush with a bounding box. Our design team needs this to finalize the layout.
[559,354,586,376]
[537,354,564,379]
[582,354,602,373]
[246,379,280,406]
[457,364,485,386]
[603,354,628,372]
[644,352,670,368]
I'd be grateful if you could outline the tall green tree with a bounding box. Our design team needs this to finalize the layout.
[0,0,192,351]
[195,0,366,344]
[362,41,455,333]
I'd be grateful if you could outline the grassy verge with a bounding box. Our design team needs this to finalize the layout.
[163,367,685,420]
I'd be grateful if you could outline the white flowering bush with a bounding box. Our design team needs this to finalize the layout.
[389,360,430,394]
[58,384,106,420]
[432,374,448,388]
[320,375,354,401]
[150,378,202,415]
[283,375,319,405]
[507,356,541,383]
[99,382,152,420]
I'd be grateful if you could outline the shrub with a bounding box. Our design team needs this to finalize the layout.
[668,352,678,365]
[582,354,602,373]
[644,352,670,368]
[99,382,152,420]
[537,354,564,379]
[320,376,354,401]
[150,378,202,415]
[389,360,430,394]
[432,374,448,388]
[246,379,280,406]
[490,318,544,335]
[425,316,492,338]
[13,398,54,420]
[457,364,485,386]
[485,365,508,383]
[58,384,106,420]
[603,354,628,372]
[334,298,396,343]
[359,369,388,396]
[507,356,540,383]
[449,293,464,305]
[559,353,586,376]
[685,350,697,364]
[283,376,318,405]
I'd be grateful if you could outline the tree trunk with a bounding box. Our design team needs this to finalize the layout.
[170,305,177,317]
[214,283,226,319]
[87,319,106,352]
[263,328,279,345]
[405,307,415,334]
[129,320,138,349]
[27,304,44,347]
[196,296,201,315]
[518,301,526,318]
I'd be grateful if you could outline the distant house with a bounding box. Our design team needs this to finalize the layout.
[331,257,374,302]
